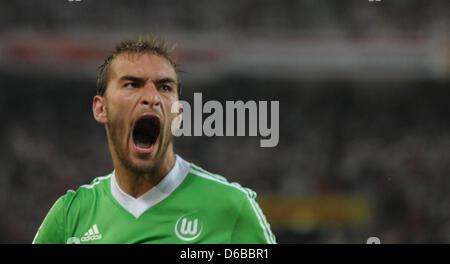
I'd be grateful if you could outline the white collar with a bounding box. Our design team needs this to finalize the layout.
[110,155,190,218]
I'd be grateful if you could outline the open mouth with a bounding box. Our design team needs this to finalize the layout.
[132,115,160,151]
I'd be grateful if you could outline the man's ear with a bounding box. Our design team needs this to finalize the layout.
[93,95,108,124]
[170,100,184,134]
[178,100,183,115]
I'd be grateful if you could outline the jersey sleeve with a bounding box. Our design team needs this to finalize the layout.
[32,194,69,244]
[230,189,276,244]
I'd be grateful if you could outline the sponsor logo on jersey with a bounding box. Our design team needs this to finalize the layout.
[81,224,102,242]
[175,214,203,241]
[66,224,102,244]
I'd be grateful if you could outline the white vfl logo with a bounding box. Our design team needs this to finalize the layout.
[175,215,203,241]
[367,237,381,244]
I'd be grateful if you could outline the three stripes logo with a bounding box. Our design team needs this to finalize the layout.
[80,224,102,242]
[66,224,103,244]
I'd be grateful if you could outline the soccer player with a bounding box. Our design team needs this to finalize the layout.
[33,37,276,244]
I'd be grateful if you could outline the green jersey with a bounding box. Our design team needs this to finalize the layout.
[33,155,276,244]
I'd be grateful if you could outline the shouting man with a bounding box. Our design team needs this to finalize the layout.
[33,37,276,244]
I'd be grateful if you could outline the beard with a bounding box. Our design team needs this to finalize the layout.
[106,120,173,177]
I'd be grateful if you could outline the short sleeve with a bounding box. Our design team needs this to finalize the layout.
[32,195,68,244]
[230,190,276,244]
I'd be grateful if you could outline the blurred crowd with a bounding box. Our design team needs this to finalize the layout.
[0,0,447,36]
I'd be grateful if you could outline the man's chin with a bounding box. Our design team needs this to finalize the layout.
[118,147,159,174]
[118,136,172,175]
[124,154,161,172]
[124,161,158,175]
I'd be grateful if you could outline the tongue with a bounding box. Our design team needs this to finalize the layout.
[134,132,153,149]
[135,141,152,149]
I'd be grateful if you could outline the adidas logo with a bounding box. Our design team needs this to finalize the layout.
[80,224,102,242]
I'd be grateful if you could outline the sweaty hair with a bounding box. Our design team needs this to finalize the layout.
[96,36,181,96]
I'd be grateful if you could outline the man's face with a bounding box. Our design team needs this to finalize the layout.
[94,52,180,174]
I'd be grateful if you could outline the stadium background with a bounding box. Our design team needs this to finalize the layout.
[0,0,449,243]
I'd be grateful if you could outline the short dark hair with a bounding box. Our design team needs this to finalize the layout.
[96,36,181,96]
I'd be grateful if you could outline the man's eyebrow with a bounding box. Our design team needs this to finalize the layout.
[155,78,177,85]
[118,75,147,83]
[118,76,177,85]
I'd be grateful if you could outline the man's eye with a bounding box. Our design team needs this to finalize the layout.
[160,85,172,92]
[124,82,139,88]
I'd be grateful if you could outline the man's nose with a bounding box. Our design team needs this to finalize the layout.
[140,82,161,108]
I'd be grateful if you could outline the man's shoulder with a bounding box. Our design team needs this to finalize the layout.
[185,163,258,203]
[183,162,275,244]
[58,173,113,207]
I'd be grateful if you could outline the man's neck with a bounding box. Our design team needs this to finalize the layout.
[114,152,177,199]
